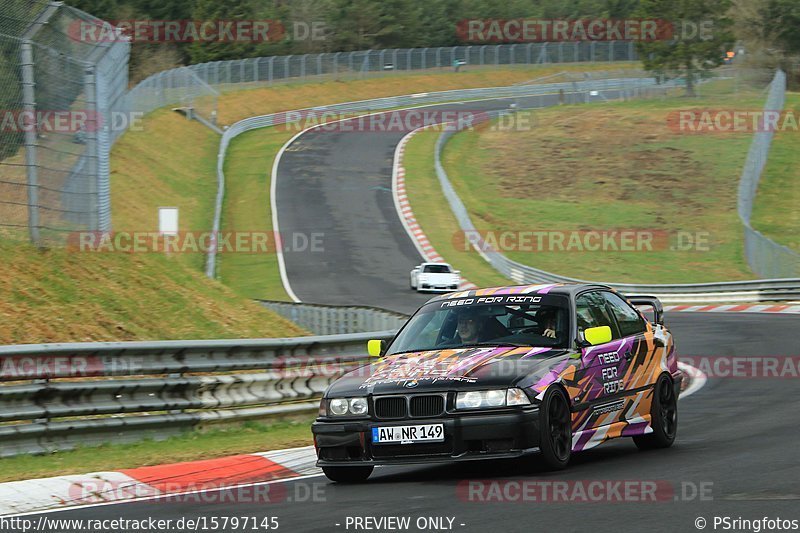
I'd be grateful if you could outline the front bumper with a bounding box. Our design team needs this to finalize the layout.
[418,284,459,292]
[312,407,540,466]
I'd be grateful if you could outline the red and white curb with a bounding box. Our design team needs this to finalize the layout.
[0,446,320,516]
[392,128,477,291]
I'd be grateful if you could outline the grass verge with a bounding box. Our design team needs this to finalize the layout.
[404,80,767,284]
[0,415,315,483]
[752,93,800,252]
[217,128,295,301]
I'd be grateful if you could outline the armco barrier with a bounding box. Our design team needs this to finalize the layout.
[0,332,393,457]
[258,300,408,335]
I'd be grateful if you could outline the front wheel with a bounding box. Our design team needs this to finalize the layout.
[322,465,374,483]
[538,387,572,470]
[633,374,677,450]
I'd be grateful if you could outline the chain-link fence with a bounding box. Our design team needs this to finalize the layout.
[0,1,129,244]
[127,41,638,127]
[739,70,800,278]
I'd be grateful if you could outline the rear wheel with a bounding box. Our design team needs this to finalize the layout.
[538,387,572,470]
[322,465,374,483]
[633,374,677,450]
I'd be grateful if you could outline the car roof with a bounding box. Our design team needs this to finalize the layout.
[425,282,612,303]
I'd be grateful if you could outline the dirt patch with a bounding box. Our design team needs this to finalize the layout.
[478,107,710,209]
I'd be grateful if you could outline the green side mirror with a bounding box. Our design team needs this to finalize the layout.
[367,339,385,357]
[584,326,612,346]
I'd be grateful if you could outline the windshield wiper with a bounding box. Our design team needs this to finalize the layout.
[458,342,527,348]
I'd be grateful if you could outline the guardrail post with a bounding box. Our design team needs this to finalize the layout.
[436,47,441,68]
[609,41,615,62]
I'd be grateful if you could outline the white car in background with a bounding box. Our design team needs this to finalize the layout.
[410,262,460,292]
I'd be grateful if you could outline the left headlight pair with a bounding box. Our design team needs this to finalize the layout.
[321,397,369,417]
[455,388,531,410]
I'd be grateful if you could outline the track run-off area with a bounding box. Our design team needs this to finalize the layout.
[18,93,800,533]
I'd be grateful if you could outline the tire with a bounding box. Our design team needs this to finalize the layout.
[322,465,374,483]
[538,387,572,470]
[633,374,677,450]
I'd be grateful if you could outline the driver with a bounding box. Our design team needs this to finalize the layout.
[535,308,558,339]
[456,308,488,344]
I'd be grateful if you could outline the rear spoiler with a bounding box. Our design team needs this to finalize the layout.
[625,295,664,325]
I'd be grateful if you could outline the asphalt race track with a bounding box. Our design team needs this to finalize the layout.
[27,314,800,533]
[23,95,800,532]
[274,92,590,314]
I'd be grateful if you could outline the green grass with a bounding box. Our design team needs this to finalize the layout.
[752,92,800,251]
[217,128,295,301]
[0,416,315,483]
[0,239,306,344]
[404,79,769,284]
[403,129,511,287]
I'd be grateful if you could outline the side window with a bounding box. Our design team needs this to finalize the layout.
[603,292,646,337]
[575,292,616,337]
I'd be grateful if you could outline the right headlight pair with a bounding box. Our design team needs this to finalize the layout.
[455,388,532,410]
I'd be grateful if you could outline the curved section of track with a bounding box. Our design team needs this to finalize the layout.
[273,94,576,314]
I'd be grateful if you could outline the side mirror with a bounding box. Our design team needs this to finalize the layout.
[367,339,386,357]
[583,326,612,346]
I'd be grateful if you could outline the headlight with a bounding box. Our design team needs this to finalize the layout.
[349,397,368,415]
[326,397,369,417]
[456,388,532,410]
[329,398,349,415]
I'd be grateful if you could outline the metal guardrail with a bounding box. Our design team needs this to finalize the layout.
[737,70,800,278]
[431,105,800,300]
[258,300,408,335]
[0,333,395,457]
[205,76,662,278]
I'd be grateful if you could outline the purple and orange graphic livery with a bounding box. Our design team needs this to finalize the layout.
[314,283,681,482]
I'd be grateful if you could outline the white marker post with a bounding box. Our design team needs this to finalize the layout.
[159,207,179,255]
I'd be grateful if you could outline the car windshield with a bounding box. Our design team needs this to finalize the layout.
[423,264,452,273]
[387,294,570,354]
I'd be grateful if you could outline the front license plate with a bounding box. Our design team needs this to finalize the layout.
[372,424,445,444]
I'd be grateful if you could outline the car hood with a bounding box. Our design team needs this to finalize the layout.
[326,345,570,396]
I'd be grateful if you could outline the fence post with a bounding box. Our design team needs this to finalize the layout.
[268,56,274,84]
[20,41,40,245]
[84,66,99,231]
